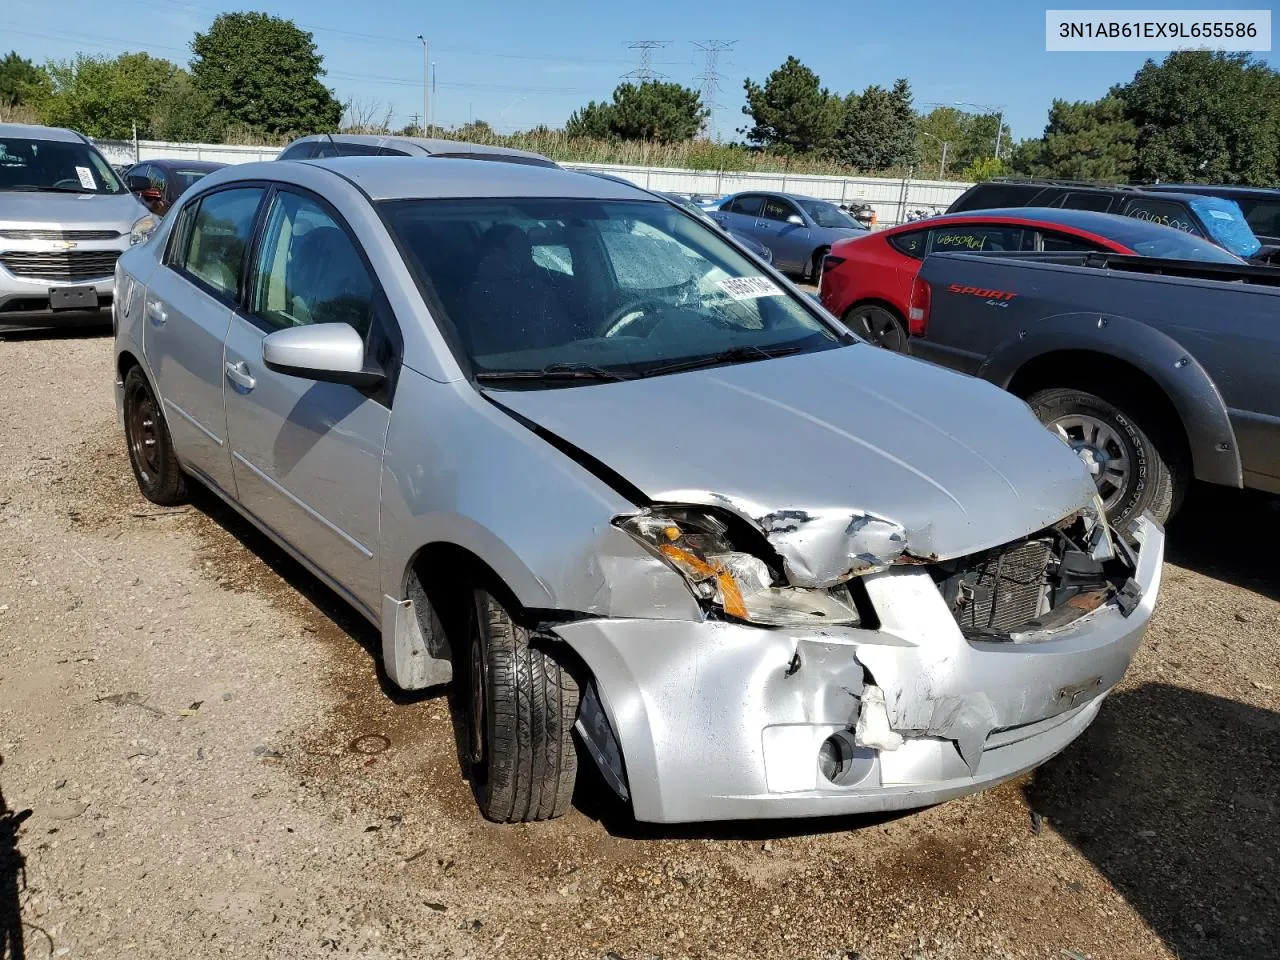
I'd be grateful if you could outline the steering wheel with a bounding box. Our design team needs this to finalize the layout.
[597,298,667,338]
[52,177,85,190]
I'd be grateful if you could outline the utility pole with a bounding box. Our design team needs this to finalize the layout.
[692,40,735,139]
[919,131,949,178]
[953,100,1006,161]
[622,41,670,82]
[416,35,429,136]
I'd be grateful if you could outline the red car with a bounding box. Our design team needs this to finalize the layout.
[819,207,1243,350]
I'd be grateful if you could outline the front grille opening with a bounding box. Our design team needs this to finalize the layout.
[0,251,121,282]
[930,516,1134,640]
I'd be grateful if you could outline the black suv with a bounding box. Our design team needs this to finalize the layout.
[1142,183,1280,249]
[947,178,1262,259]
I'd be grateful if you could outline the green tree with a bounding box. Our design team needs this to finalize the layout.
[915,106,1010,176]
[567,82,706,143]
[0,51,43,107]
[1116,50,1280,184]
[191,12,341,136]
[150,72,225,142]
[34,52,185,139]
[741,56,842,154]
[1012,96,1136,181]
[834,78,917,170]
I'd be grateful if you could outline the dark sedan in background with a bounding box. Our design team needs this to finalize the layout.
[124,159,227,215]
[708,191,869,280]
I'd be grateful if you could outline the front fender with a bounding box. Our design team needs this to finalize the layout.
[980,312,1242,488]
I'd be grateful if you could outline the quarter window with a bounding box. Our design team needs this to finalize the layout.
[1039,231,1104,252]
[181,187,264,299]
[250,191,375,335]
[1060,192,1113,212]
[887,230,926,258]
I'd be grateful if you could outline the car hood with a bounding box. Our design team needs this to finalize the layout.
[490,346,1098,586]
[0,191,146,232]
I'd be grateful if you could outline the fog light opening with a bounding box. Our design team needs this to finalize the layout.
[818,731,876,786]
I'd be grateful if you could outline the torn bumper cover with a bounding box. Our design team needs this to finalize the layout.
[555,514,1163,823]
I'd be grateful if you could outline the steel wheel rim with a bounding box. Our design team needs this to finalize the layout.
[467,629,487,769]
[126,384,162,480]
[852,308,905,351]
[1050,414,1131,510]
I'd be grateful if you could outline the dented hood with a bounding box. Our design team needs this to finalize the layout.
[491,345,1097,576]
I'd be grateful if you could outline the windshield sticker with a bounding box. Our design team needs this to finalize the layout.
[75,166,96,190]
[1206,209,1235,220]
[717,276,783,300]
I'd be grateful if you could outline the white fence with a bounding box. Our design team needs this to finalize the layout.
[93,138,972,226]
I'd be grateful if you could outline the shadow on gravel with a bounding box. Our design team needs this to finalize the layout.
[1026,682,1280,960]
[0,324,111,343]
[1,756,34,960]
[1166,485,1280,602]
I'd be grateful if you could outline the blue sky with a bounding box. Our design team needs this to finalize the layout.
[3,0,1276,142]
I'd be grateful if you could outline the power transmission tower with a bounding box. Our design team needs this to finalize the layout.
[622,41,670,82]
[692,40,736,139]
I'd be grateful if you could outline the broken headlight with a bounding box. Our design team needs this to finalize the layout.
[617,509,860,627]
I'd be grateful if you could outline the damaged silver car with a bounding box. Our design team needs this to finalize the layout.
[112,157,1164,823]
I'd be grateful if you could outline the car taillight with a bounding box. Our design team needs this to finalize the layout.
[907,278,930,337]
[822,254,846,272]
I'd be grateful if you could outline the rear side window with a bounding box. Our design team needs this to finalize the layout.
[948,183,1042,211]
[887,230,926,258]
[180,187,265,300]
[1039,230,1106,252]
[378,146,411,157]
[1060,192,1113,212]
[277,141,315,161]
[336,142,382,156]
[928,225,1030,253]
[727,195,764,216]
[1236,198,1280,238]
[1121,198,1202,236]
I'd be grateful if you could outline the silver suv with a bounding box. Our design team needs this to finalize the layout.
[0,123,157,332]
[276,133,558,167]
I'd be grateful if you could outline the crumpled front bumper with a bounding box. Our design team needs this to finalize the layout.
[554,515,1164,823]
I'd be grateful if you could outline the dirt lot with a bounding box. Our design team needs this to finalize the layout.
[1,331,1278,960]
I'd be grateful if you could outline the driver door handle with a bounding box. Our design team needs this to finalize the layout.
[224,360,256,392]
[145,299,167,325]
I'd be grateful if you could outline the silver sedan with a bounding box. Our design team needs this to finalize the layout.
[113,158,1163,824]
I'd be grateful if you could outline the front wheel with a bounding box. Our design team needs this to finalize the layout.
[1027,387,1184,525]
[465,589,579,822]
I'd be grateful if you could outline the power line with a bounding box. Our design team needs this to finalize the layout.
[621,41,670,83]
[692,40,736,139]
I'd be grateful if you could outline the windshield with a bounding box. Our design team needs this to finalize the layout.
[1100,216,1246,263]
[796,198,862,230]
[1186,196,1262,258]
[382,197,845,384]
[0,137,125,194]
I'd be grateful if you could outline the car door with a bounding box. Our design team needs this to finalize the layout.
[143,185,265,495]
[712,194,764,235]
[758,197,810,272]
[220,186,395,614]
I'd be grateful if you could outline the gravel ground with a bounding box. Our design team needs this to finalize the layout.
[1,331,1277,960]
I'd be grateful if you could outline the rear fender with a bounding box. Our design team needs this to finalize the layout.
[981,311,1241,488]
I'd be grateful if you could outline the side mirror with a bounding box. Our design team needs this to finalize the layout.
[786,213,805,226]
[126,174,149,192]
[261,322,383,387]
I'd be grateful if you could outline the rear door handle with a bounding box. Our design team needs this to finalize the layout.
[145,299,167,325]
[224,360,256,392]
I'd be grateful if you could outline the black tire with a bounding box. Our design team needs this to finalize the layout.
[807,246,830,284]
[1026,386,1185,526]
[122,365,187,506]
[465,589,579,822]
[844,304,908,352]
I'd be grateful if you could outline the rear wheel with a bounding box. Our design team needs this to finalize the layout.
[844,304,908,352]
[465,589,579,822]
[122,365,186,505]
[1027,386,1185,525]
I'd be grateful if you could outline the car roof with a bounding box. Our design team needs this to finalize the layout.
[289,133,554,165]
[727,190,832,204]
[1145,183,1280,198]
[0,122,86,143]
[282,156,661,202]
[893,205,1217,241]
[145,159,227,172]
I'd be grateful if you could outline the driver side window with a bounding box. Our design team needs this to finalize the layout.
[761,198,798,223]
